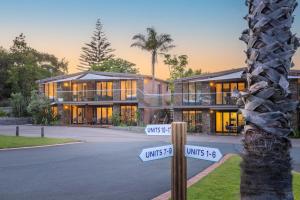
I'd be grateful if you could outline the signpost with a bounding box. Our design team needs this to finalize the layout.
[139,145,173,162]
[139,122,223,200]
[185,145,222,162]
[145,124,171,136]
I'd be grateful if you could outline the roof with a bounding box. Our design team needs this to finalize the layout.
[37,71,169,84]
[176,67,300,83]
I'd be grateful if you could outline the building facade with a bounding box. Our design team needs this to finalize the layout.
[38,68,300,135]
[37,71,171,126]
[173,68,300,135]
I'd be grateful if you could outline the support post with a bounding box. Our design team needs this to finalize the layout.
[171,122,187,200]
[41,127,44,138]
[16,126,19,137]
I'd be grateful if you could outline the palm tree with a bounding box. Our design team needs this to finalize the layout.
[239,0,299,199]
[131,27,175,92]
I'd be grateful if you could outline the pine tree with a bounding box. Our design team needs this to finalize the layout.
[78,19,114,71]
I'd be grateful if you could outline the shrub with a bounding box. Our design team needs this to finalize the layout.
[111,112,121,126]
[10,92,27,117]
[292,129,300,138]
[0,108,7,117]
[27,90,54,125]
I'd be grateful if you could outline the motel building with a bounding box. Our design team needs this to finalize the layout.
[38,68,300,136]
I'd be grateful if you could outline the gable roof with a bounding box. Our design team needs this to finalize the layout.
[176,67,300,83]
[37,71,169,84]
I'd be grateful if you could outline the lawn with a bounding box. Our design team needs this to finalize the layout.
[187,155,300,200]
[0,135,78,149]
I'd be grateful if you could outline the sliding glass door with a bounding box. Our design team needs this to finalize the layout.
[215,111,244,134]
[96,106,113,125]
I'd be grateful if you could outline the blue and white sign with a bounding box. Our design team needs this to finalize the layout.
[185,145,222,162]
[145,124,171,136]
[139,145,173,162]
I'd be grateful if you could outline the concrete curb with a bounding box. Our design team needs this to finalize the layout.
[152,153,235,200]
[0,141,84,151]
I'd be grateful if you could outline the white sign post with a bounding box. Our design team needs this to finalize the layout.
[139,145,173,162]
[185,145,222,162]
[145,124,171,136]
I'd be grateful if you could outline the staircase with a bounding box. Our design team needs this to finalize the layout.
[151,109,173,124]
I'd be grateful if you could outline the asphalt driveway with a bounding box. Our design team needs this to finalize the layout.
[0,125,299,200]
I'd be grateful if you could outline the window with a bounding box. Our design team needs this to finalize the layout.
[182,110,202,133]
[121,80,137,100]
[120,105,137,125]
[96,81,113,100]
[215,111,244,134]
[72,106,85,124]
[44,82,57,99]
[215,82,245,105]
[72,83,87,101]
[96,106,113,124]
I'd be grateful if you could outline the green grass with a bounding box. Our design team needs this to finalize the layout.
[187,155,300,200]
[0,135,78,149]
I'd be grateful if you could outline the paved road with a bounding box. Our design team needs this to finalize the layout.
[0,125,299,200]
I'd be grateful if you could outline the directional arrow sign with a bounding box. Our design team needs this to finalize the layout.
[185,145,222,162]
[145,124,171,136]
[139,145,173,162]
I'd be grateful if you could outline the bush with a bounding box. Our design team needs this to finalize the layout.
[111,112,121,126]
[10,92,27,117]
[27,90,54,125]
[0,108,7,117]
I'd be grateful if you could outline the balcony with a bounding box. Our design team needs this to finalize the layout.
[53,89,137,103]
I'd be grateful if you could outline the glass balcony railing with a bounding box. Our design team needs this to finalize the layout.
[45,90,239,107]
[53,89,137,102]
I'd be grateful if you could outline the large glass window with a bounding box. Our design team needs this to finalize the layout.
[182,110,202,133]
[96,81,113,100]
[72,83,87,101]
[72,106,85,124]
[215,82,245,105]
[44,82,57,99]
[120,105,137,125]
[215,111,244,134]
[96,106,113,124]
[121,80,137,101]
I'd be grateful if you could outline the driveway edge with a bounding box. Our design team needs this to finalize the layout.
[152,153,235,200]
[0,141,84,151]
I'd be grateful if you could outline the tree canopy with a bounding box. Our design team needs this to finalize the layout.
[0,33,68,101]
[91,58,139,74]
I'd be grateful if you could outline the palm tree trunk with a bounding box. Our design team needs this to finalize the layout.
[151,51,156,93]
[240,0,299,199]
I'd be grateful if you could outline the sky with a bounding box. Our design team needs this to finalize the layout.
[1,0,300,79]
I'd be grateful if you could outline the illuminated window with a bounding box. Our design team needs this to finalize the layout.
[215,82,246,105]
[96,81,113,100]
[182,110,202,133]
[120,105,137,125]
[121,80,137,100]
[215,111,244,134]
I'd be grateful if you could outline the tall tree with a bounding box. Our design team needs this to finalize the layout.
[78,19,114,71]
[91,58,139,74]
[131,27,175,92]
[239,0,299,199]
[6,33,68,100]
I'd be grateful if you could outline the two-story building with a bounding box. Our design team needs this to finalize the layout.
[38,68,300,135]
[173,68,300,135]
[37,71,171,126]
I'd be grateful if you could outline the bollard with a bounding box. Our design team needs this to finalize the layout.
[171,122,187,200]
[16,126,19,137]
[41,127,44,138]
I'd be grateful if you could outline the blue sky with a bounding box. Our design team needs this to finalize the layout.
[1,0,299,78]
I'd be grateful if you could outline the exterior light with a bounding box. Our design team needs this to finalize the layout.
[210,110,214,114]
[209,82,215,87]
[63,82,69,87]
[64,105,69,110]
